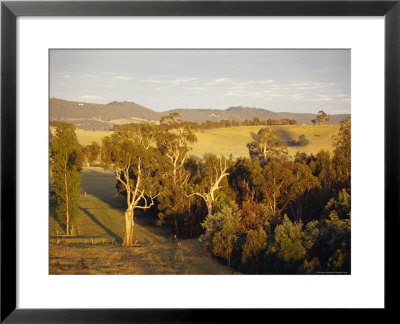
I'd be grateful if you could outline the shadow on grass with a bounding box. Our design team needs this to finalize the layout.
[276,128,297,146]
[80,207,123,244]
[250,128,301,147]
[50,204,66,233]
[80,167,126,210]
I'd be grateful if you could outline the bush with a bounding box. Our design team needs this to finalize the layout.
[297,134,309,146]
[201,205,241,267]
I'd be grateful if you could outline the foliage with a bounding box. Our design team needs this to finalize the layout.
[189,154,232,216]
[275,215,306,262]
[242,226,267,273]
[247,127,288,164]
[256,161,295,220]
[270,215,322,273]
[86,141,101,165]
[310,150,336,191]
[156,113,198,237]
[239,200,270,232]
[297,134,309,146]
[315,188,351,272]
[50,123,82,235]
[332,117,351,188]
[201,205,241,267]
[228,157,262,205]
[316,110,331,125]
[299,257,321,274]
[290,163,320,221]
[325,188,351,220]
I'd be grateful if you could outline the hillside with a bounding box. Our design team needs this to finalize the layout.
[170,107,349,125]
[191,125,339,158]
[50,98,162,130]
[168,106,281,123]
[50,125,339,158]
[50,98,350,130]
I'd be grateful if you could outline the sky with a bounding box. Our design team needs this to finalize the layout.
[50,49,350,114]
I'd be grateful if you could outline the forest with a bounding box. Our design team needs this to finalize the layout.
[50,112,351,275]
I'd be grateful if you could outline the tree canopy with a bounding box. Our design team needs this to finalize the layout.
[50,123,82,235]
[247,127,288,164]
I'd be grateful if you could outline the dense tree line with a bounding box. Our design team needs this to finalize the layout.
[199,117,297,129]
[51,114,350,274]
[113,116,297,132]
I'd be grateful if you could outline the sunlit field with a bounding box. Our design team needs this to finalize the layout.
[192,125,339,158]
[51,124,340,158]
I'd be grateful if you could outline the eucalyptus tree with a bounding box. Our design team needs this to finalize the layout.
[201,205,241,267]
[254,161,295,221]
[86,141,101,166]
[247,127,288,163]
[332,117,351,188]
[316,110,330,125]
[156,113,197,236]
[291,163,320,221]
[101,123,162,247]
[189,154,230,218]
[158,112,197,186]
[50,123,82,235]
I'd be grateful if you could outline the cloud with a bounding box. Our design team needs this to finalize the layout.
[170,77,198,85]
[185,86,206,91]
[113,75,135,81]
[332,109,351,114]
[80,95,102,100]
[215,77,231,83]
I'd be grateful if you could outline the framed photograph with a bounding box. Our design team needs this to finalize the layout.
[1,0,399,321]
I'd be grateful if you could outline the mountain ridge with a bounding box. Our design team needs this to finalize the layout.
[50,98,350,130]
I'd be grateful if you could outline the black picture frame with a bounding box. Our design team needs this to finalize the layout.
[1,0,399,322]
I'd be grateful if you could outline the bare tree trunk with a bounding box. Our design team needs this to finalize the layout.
[122,208,134,247]
[296,201,303,222]
[206,200,213,218]
[174,218,179,237]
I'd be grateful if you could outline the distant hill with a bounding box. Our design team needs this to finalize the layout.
[170,106,349,125]
[50,98,162,130]
[50,98,350,130]
[168,107,281,123]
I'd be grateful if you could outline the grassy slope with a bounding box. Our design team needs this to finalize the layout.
[49,167,237,274]
[51,124,340,158]
[191,125,339,158]
[50,126,109,146]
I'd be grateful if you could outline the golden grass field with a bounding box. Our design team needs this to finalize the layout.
[49,167,238,274]
[192,125,339,158]
[51,124,340,158]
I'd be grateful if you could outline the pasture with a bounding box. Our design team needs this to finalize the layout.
[192,125,339,158]
[51,124,340,158]
[49,167,237,274]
